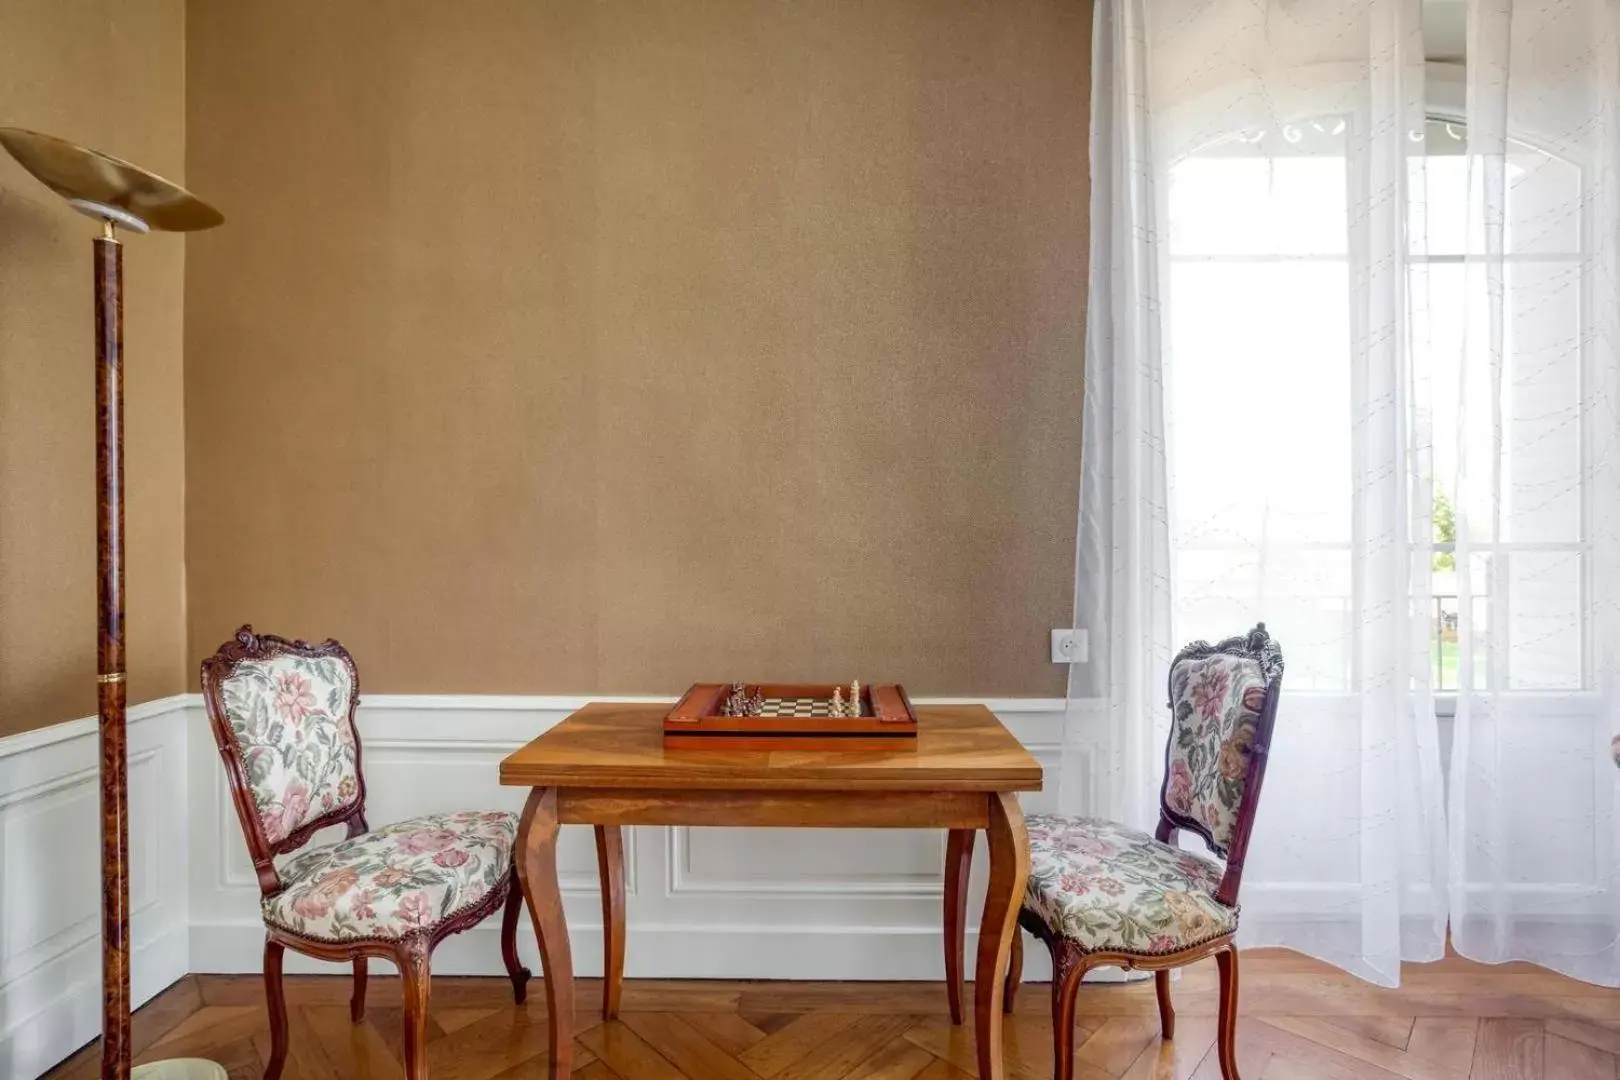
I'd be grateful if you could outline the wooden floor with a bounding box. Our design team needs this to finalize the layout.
[45,949,1620,1079]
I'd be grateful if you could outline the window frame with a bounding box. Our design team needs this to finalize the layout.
[1424,67,1594,712]
[1163,63,1593,711]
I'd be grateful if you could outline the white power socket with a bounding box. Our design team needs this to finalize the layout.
[1051,628,1088,664]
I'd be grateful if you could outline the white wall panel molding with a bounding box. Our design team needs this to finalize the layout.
[17,688,1605,1078]
[186,694,1065,981]
[0,696,190,1080]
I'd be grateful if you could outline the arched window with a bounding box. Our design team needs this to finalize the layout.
[1165,113,1586,693]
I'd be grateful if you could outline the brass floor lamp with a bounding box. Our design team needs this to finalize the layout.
[0,129,224,1080]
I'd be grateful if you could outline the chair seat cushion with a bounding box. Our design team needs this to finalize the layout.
[1023,815,1237,956]
[263,810,517,942]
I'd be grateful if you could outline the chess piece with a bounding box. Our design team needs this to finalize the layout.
[831,687,845,718]
[850,680,861,716]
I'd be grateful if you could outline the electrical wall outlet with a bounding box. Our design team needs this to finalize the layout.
[1051,628,1088,664]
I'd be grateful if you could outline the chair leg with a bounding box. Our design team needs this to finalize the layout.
[399,940,432,1080]
[500,875,532,1005]
[1216,945,1241,1079]
[1050,946,1084,1080]
[351,957,368,1022]
[1002,929,1023,1013]
[1155,969,1174,1039]
[264,937,288,1080]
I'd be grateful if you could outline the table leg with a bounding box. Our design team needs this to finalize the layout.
[595,824,626,1020]
[943,828,973,1025]
[518,787,575,1079]
[974,792,1029,1080]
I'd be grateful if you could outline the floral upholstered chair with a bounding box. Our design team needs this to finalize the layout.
[201,626,531,1080]
[1002,624,1283,1080]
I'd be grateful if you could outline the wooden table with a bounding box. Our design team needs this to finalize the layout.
[499,702,1042,1080]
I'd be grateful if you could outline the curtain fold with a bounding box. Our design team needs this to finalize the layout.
[1448,0,1620,986]
[1064,0,1173,834]
[1063,0,1449,986]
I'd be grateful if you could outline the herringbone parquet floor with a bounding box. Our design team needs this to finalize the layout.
[45,950,1620,1080]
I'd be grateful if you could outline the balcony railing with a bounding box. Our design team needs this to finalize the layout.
[1433,592,1460,691]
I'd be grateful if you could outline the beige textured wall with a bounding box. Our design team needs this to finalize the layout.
[0,0,189,736]
[185,1,1088,696]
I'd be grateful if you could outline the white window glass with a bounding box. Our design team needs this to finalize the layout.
[1169,116,1585,693]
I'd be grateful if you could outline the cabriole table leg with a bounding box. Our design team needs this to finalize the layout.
[518,787,576,1079]
[943,828,974,1025]
[595,824,626,1020]
[974,792,1029,1080]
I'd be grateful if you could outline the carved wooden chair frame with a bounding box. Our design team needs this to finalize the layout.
[201,626,531,1080]
[946,623,1283,1080]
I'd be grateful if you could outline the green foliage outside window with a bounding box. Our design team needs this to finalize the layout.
[1433,489,1456,572]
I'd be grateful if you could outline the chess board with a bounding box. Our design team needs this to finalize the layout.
[664,682,916,750]
[754,696,869,719]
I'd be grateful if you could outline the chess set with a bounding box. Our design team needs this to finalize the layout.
[664,681,918,750]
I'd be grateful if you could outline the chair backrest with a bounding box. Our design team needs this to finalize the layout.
[200,625,366,896]
[1157,623,1283,906]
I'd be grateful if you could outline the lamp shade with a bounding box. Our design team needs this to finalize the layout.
[0,126,222,232]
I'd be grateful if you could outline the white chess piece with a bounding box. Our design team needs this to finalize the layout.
[850,679,861,716]
[831,687,845,718]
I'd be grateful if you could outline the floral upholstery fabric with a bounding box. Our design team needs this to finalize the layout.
[1164,653,1270,853]
[1023,815,1236,955]
[264,811,517,942]
[220,654,359,844]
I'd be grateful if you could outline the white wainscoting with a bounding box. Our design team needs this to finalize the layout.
[9,686,1606,1076]
[0,692,1067,1078]
[187,696,1068,982]
[0,696,191,1080]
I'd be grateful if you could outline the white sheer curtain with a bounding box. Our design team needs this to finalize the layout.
[1448,0,1620,985]
[1065,0,1450,985]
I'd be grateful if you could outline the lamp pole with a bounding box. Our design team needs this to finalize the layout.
[0,127,224,1080]
[95,216,132,1076]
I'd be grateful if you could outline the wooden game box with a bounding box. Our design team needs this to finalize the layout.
[663,682,918,750]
